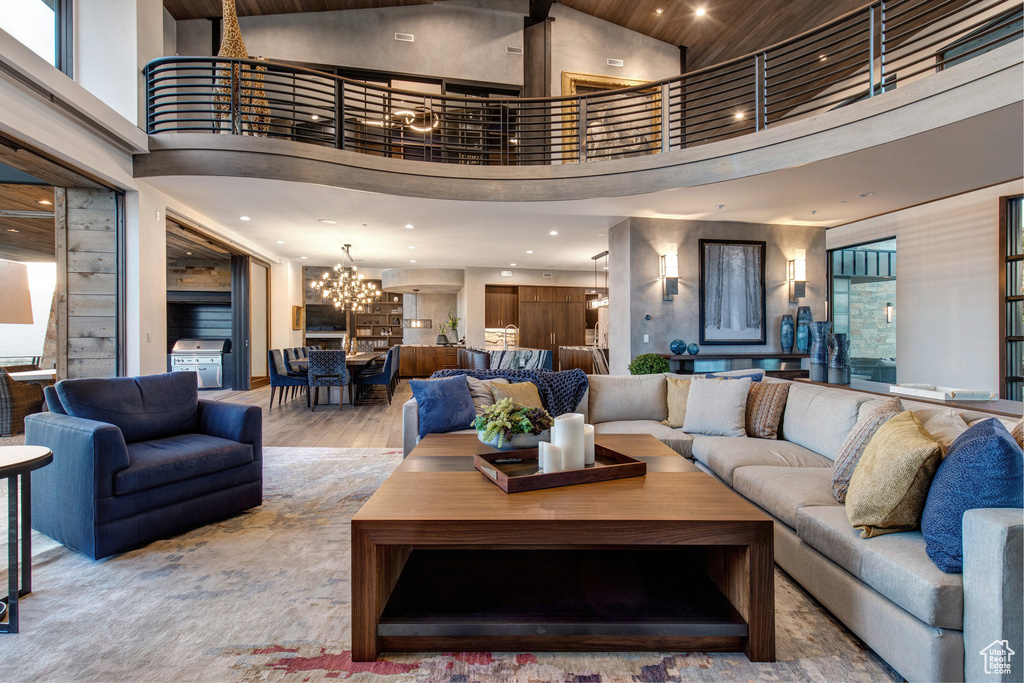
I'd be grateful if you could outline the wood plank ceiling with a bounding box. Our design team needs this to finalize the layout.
[162,0,871,71]
[0,183,56,263]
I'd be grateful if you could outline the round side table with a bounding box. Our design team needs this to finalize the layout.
[0,445,53,634]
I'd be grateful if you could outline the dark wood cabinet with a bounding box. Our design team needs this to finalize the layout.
[518,285,584,304]
[518,302,550,350]
[400,346,460,377]
[484,285,519,328]
[519,285,540,303]
[551,302,586,347]
[518,300,585,354]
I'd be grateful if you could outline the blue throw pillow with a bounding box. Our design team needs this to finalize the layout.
[921,417,1024,573]
[705,371,763,382]
[411,375,478,441]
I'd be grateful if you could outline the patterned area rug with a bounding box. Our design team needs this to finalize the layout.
[0,447,900,682]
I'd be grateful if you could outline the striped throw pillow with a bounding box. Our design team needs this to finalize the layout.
[831,397,903,503]
[1012,416,1024,449]
[745,381,789,439]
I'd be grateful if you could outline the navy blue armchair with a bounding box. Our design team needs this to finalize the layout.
[25,372,262,560]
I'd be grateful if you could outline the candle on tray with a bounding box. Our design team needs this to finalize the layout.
[553,413,585,470]
[538,441,562,473]
[583,424,595,465]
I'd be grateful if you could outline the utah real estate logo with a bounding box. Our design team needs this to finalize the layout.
[980,640,1015,676]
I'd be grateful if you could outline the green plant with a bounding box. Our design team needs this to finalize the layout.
[436,320,450,335]
[628,353,670,375]
[472,397,553,447]
[445,308,461,338]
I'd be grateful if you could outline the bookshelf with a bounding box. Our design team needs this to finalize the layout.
[353,285,404,352]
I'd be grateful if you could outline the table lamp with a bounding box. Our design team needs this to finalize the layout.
[0,260,34,324]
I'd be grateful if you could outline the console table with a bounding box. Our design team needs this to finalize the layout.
[661,353,809,380]
[796,378,1023,418]
[1,446,53,634]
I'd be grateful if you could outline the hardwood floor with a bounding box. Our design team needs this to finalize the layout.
[213,382,411,449]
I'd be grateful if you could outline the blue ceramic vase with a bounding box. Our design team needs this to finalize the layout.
[780,315,794,354]
[687,343,700,356]
[828,332,851,384]
[809,321,831,382]
[796,306,813,353]
[670,339,687,355]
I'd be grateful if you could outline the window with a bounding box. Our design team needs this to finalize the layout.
[1001,195,1024,400]
[0,0,72,76]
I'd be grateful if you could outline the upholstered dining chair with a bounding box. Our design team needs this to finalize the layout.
[268,350,306,410]
[351,346,396,405]
[306,349,348,411]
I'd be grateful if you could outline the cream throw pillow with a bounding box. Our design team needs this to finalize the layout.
[662,376,691,428]
[845,410,943,538]
[681,377,751,437]
[465,376,510,416]
[922,409,969,453]
[491,381,544,410]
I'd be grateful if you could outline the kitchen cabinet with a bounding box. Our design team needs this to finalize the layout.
[518,301,585,354]
[518,286,584,303]
[399,346,460,377]
[484,285,519,328]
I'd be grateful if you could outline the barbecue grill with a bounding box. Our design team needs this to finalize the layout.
[171,339,231,389]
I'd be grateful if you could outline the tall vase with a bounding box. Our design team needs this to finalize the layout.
[809,321,831,382]
[828,332,851,384]
[796,306,813,353]
[780,315,794,354]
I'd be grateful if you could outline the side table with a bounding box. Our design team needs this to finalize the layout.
[0,445,53,634]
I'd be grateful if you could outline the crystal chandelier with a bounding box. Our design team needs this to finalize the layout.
[309,245,381,312]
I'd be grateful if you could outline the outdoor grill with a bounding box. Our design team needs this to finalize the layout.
[171,339,231,389]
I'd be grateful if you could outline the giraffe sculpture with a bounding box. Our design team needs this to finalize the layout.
[213,0,270,135]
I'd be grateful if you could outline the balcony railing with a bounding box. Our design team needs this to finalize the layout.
[144,0,1021,166]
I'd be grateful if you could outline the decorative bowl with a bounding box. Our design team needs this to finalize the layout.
[687,343,700,355]
[477,429,550,452]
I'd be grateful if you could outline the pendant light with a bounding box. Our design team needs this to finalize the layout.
[403,288,432,329]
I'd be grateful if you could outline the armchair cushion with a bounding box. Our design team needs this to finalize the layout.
[197,400,261,447]
[56,371,199,443]
[116,434,254,495]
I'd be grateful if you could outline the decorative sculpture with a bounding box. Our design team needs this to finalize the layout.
[214,0,270,135]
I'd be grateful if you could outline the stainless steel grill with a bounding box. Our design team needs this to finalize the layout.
[171,339,231,389]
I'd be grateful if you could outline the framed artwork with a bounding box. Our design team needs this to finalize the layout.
[699,239,767,345]
[291,305,304,331]
[560,71,661,163]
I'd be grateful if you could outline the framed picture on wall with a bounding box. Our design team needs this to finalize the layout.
[698,239,767,345]
[291,305,304,331]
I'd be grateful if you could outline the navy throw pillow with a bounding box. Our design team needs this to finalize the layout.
[56,371,200,444]
[411,375,477,440]
[921,417,1024,573]
[705,371,763,382]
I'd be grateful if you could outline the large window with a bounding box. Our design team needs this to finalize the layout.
[829,239,897,384]
[0,0,72,75]
[1001,195,1024,400]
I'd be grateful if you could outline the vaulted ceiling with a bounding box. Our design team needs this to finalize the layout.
[161,0,871,71]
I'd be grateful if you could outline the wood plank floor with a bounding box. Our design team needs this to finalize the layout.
[214,382,411,448]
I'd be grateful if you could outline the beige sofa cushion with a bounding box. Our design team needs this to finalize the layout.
[781,383,865,460]
[588,374,667,424]
[690,435,831,486]
[797,505,963,630]
[732,466,839,528]
[593,420,693,457]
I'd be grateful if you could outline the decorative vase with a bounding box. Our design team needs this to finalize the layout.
[687,343,700,356]
[809,321,831,382]
[780,315,794,354]
[828,332,851,385]
[796,306,813,353]
[670,339,687,355]
[435,333,450,346]
[477,429,549,452]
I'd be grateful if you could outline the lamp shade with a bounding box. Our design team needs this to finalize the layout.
[793,249,807,282]
[0,260,33,324]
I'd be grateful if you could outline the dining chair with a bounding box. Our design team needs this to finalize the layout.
[268,350,306,410]
[351,346,394,405]
[306,349,348,411]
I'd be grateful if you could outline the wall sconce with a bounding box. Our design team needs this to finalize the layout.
[788,248,807,303]
[886,302,893,324]
[661,253,679,300]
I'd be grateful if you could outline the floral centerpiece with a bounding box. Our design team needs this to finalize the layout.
[473,397,553,451]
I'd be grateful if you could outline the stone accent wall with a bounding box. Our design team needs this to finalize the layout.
[167,259,231,291]
[849,279,896,359]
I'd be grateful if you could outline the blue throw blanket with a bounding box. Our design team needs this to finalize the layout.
[430,368,589,416]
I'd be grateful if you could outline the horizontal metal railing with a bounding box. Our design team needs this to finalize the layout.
[144,0,1021,166]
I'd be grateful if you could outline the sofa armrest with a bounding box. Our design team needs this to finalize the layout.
[197,400,262,457]
[25,412,130,499]
[963,507,1023,683]
[402,398,418,458]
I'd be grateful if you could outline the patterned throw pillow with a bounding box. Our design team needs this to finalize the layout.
[491,381,544,410]
[745,381,790,440]
[1012,416,1024,449]
[662,376,691,429]
[845,410,943,538]
[831,397,903,503]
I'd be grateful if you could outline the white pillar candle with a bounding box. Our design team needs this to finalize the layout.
[553,413,585,471]
[538,441,562,473]
[583,424,595,466]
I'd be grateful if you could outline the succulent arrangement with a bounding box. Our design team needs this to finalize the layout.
[472,397,553,447]
[627,353,671,375]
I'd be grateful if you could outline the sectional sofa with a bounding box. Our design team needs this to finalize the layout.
[402,372,1023,683]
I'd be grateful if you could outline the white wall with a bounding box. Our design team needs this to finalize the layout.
[270,259,305,351]
[163,7,177,57]
[826,180,1024,392]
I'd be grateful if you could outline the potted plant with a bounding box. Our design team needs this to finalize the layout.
[444,309,462,344]
[435,320,450,346]
[473,397,554,450]
[628,353,671,375]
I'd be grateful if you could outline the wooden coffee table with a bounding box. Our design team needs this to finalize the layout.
[351,433,774,662]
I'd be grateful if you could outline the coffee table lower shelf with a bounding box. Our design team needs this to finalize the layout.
[375,548,748,654]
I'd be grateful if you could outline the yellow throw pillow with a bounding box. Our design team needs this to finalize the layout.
[846,410,943,538]
[662,376,691,428]
[491,381,544,410]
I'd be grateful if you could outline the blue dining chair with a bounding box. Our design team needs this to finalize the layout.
[307,349,348,412]
[268,349,307,410]
[351,346,396,405]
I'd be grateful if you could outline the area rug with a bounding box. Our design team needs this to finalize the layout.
[0,447,900,682]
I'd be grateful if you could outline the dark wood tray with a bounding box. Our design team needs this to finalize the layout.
[474,444,646,493]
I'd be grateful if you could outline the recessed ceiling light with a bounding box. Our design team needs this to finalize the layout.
[695,7,706,16]
[526,250,534,254]
[819,55,828,61]
[276,240,285,244]
[734,112,745,120]
[300,256,308,259]
[311,114,320,120]
[36,199,52,205]
[716,204,725,209]
[510,263,517,267]
[408,245,415,249]
[239,216,250,221]
[860,192,876,197]
[549,231,558,236]
[410,259,416,263]
[185,251,193,255]
[405,224,414,229]
[7,228,19,233]
[655,7,664,14]
[318,218,337,225]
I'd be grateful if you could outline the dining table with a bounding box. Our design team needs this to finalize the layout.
[288,352,384,405]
